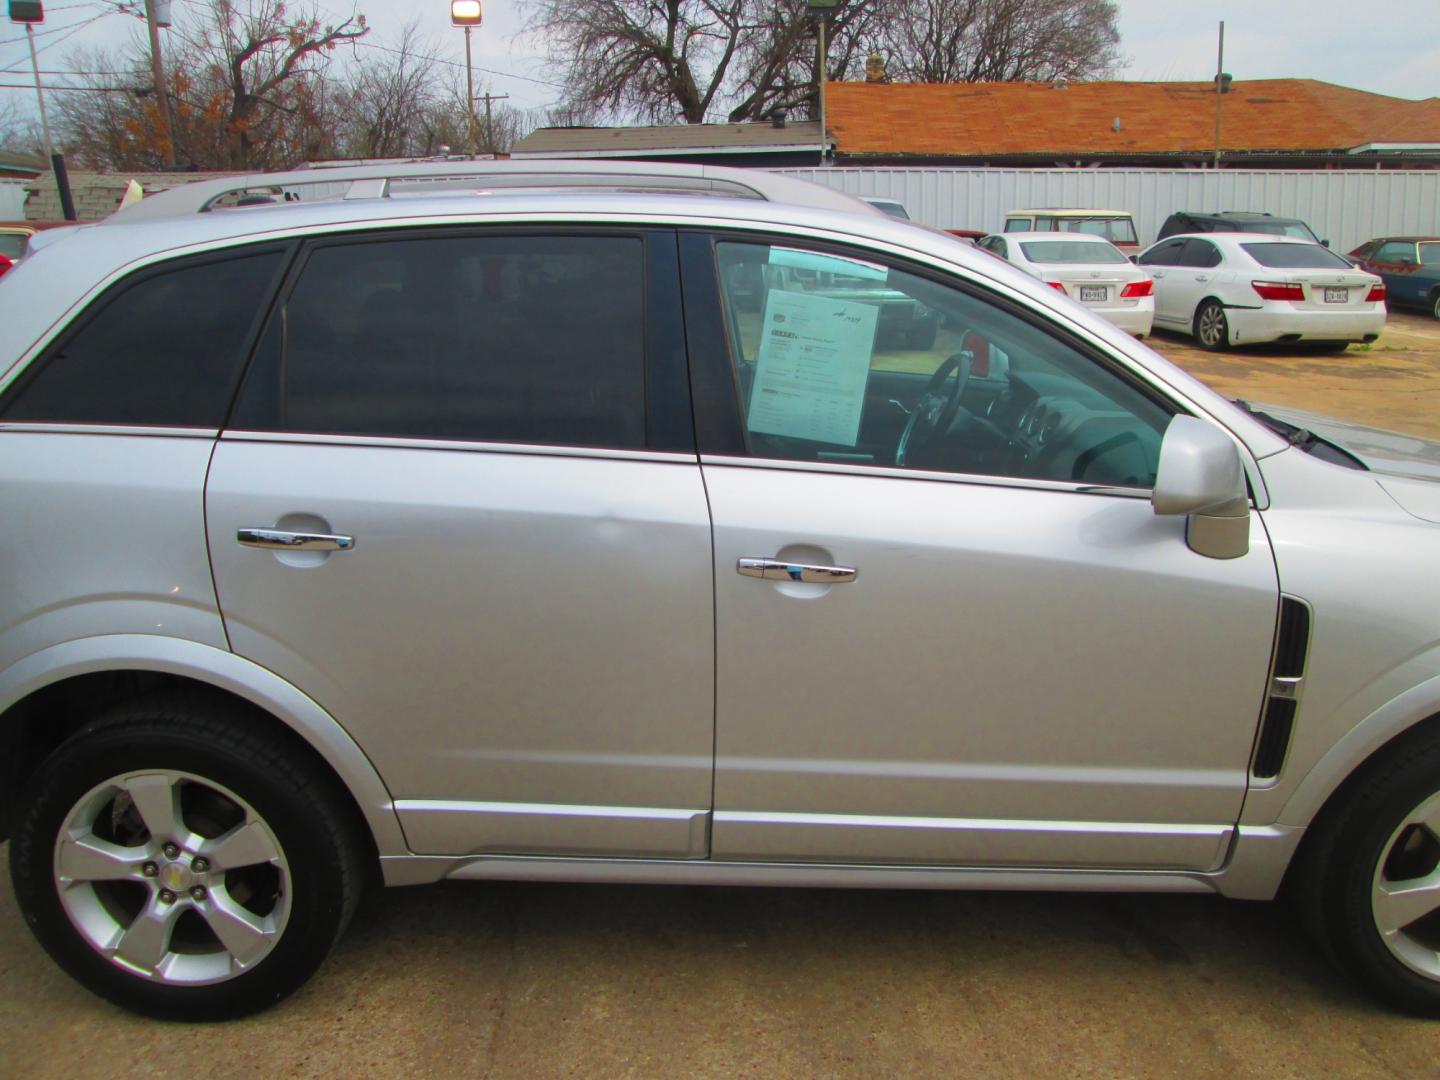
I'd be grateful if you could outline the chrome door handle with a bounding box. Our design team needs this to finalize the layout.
[238,527,355,552]
[1195,274,1209,282]
[737,557,856,584]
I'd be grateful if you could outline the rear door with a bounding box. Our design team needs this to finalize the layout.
[1138,239,1189,325]
[205,227,716,859]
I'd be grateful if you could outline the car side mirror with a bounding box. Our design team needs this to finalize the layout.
[1128,255,1138,263]
[1321,239,1330,248]
[1152,416,1249,559]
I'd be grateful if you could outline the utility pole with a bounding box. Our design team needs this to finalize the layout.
[476,92,508,153]
[1213,21,1225,170]
[807,0,840,165]
[144,0,177,167]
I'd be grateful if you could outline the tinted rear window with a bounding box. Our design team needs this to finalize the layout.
[230,233,647,449]
[1241,243,1352,269]
[1019,240,1129,265]
[1,249,284,427]
[1236,220,1320,243]
[0,234,26,259]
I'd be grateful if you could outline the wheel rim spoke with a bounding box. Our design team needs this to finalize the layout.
[123,773,183,842]
[204,820,280,872]
[1374,869,1440,935]
[113,899,184,971]
[56,834,150,883]
[202,889,277,968]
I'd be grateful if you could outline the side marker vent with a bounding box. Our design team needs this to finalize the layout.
[1253,598,1311,779]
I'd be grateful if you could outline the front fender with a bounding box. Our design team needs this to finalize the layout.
[0,634,408,856]
[1277,671,1440,828]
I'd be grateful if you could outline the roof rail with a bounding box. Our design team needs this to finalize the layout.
[105,159,878,224]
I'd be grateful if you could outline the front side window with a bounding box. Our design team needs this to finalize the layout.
[1,248,284,427]
[1004,218,1033,233]
[1374,241,1419,264]
[712,240,1171,489]
[1420,243,1440,266]
[231,233,646,449]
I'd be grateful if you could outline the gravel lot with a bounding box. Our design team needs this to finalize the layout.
[2,311,1439,1077]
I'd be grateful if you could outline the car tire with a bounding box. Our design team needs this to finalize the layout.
[1194,300,1230,351]
[1293,727,1440,1016]
[1431,289,1439,321]
[9,693,367,1021]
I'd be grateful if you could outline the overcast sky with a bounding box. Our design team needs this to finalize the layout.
[2,0,1436,125]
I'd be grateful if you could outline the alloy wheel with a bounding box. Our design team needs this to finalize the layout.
[1371,790,1440,982]
[53,769,291,985]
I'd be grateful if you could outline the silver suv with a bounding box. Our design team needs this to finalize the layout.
[3,161,1440,1020]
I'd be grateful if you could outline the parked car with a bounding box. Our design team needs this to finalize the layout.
[1348,237,1440,320]
[1002,209,1141,255]
[0,226,29,262]
[1157,211,1325,247]
[0,221,70,262]
[1137,233,1385,350]
[7,160,1440,1022]
[860,196,911,221]
[978,231,1154,337]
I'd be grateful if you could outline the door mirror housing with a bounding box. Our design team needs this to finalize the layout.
[1152,416,1249,559]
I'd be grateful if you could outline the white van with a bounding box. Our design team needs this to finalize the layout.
[1003,209,1140,255]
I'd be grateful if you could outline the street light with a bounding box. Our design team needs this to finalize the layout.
[451,0,482,156]
[8,0,76,219]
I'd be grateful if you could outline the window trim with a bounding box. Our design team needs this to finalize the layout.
[0,242,296,430]
[679,227,1180,490]
[222,224,692,455]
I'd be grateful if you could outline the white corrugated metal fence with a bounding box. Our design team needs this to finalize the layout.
[774,168,1440,253]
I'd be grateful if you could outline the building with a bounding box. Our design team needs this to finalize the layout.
[824,79,1440,169]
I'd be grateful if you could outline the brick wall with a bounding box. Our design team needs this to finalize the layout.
[23,171,242,221]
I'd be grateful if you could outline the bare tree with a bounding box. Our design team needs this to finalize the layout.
[522,0,761,124]
[876,0,1121,84]
[725,0,882,122]
[331,20,441,158]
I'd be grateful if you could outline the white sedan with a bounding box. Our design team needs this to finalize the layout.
[1137,232,1386,350]
[978,231,1155,337]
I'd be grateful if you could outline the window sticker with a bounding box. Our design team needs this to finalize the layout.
[768,247,889,283]
[747,288,879,447]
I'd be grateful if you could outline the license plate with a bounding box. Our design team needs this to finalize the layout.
[1079,286,1107,302]
[1324,287,1348,303]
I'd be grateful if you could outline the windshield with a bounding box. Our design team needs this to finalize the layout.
[1241,242,1352,270]
[1236,220,1321,243]
[1056,217,1138,244]
[1019,240,1129,265]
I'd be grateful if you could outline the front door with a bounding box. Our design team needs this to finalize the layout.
[686,233,1279,871]
[206,228,715,859]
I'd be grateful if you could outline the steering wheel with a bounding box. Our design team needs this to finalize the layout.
[895,350,973,467]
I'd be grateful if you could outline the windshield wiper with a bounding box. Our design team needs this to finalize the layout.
[1232,399,1366,470]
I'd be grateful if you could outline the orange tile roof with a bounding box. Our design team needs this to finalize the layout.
[826,79,1440,157]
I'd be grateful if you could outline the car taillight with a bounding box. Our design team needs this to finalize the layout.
[1119,279,1153,298]
[1045,281,1067,292]
[1365,281,1386,303]
[1252,280,1305,302]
